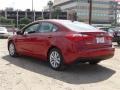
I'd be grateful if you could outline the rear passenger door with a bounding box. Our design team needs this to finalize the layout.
[34,22,58,59]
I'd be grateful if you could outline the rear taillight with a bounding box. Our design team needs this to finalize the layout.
[65,34,92,42]
[106,36,112,40]
[106,35,112,44]
[106,33,113,40]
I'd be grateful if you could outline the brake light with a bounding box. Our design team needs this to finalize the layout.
[65,34,90,42]
[106,35,112,44]
[107,36,112,40]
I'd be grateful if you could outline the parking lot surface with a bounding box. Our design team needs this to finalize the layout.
[0,39,120,90]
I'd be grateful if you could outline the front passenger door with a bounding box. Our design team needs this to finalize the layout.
[16,23,39,55]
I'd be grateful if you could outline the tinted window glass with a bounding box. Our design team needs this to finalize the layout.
[59,20,98,31]
[38,22,58,33]
[52,25,58,32]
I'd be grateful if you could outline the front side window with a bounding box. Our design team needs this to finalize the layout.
[24,23,39,34]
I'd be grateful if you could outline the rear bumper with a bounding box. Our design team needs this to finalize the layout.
[64,47,115,64]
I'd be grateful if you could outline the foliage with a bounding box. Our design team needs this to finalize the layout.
[111,20,120,27]
[19,24,26,29]
[77,18,85,22]
[0,16,14,25]
[19,17,31,29]
[47,1,53,8]
[19,17,31,25]
[37,16,43,20]
[67,11,77,21]
[52,7,62,19]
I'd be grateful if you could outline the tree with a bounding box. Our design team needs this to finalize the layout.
[48,1,53,7]
[53,7,62,19]
[19,17,31,29]
[67,10,77,21]
[0,16,13,25]
[37,16,43,20]
[19,17,31,24]
[77,18,84,22]
[47,1,53,19]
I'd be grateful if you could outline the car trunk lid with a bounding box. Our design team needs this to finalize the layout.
[80,31,112,49]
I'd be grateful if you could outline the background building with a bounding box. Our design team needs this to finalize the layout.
[0,9,67,22]
[54,0,118,24]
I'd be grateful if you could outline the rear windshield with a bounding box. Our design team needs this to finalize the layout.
[59,21,98,32]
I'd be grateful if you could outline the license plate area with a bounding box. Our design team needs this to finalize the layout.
[96,37,105,44]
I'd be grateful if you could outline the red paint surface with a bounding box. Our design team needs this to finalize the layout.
[8,20,115,64]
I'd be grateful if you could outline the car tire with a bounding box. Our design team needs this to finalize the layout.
[8,42,18,57]
[89,61,100,65]
[48,48,65,71]
[117,42,120,45]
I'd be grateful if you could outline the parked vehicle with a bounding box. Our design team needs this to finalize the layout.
[97,27,109,32]
[114,29,120,45]
[97,27,116,42]
[7,28,18,36]
[108,27,120,45]
[8,20,115,70]
[0,27,9,38]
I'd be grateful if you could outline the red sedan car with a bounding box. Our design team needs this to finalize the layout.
[8,20,115,70]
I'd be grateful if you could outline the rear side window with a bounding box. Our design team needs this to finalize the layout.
[38,22,58,33]
[60,21,97,31]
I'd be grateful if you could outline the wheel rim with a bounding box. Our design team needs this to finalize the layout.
[50,51,61,68]
[9,43,15,56]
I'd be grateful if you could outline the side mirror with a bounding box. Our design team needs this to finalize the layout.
[16,31,23,35]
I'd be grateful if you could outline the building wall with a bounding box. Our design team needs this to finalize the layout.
[54,0,70,6]
[54,0,116,24]
[0,10,67,22]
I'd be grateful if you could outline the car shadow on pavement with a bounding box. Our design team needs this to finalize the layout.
[2,55,116,84]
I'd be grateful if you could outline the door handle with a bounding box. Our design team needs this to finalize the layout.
[48,35,52,38]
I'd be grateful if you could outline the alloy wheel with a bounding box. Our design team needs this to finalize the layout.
[8,42,18,57]
[49,51,61,68]
[9,43,15,56]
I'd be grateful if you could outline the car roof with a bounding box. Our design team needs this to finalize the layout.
[23,19,74,29]
[21,19,66,30]
[33,19,80,25]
